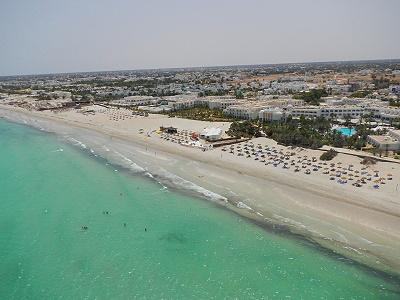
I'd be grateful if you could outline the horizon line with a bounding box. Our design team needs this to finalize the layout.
[1,57,400,79]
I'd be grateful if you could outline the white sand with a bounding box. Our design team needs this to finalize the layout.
[1,104,400,275]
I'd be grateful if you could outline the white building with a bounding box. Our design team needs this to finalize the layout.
[200,127,222,141]
[289,106,365,119]
[267,81,308,94]
[259,108,284,122]
[112,96,157,106]
[368,130,400,151]
[223,98,303,120]
[365,106,400,122]
[223,104,265,120]
[326,84,352,94]
[207,98,238,110]
[165,95,198,110]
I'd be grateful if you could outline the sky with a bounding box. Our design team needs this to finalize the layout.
[0,0,399,76]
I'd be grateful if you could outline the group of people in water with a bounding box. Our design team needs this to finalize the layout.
[80,201,147,232]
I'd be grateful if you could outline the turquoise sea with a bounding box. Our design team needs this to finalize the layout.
[0,118,399,299]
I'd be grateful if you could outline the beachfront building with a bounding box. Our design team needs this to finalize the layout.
[368,130,400,151]
[223,103,266,120]
[166,95,198,111]
[259,108,284,122]
[200,127,223,141]
[288,105,365,119]
[365,106,400,123]
[223,98,303,120]
[256,98,304,108]
[320,106,365,119]
[206,98,238,110]
[111,96,157,106]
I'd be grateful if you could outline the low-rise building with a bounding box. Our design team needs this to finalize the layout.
[111,96,157,106]
[200,127,223,141]
[289,105,365,119]
[368,130,400,151]
[207,98,238,110]
[259,108,284,122]
[223,103,266,120]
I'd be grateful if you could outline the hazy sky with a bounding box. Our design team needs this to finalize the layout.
[0,0,399,76]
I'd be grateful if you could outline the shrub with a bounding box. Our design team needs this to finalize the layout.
[361,156,377,165]
[320,149,338,161]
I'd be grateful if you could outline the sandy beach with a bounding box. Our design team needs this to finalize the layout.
[1,104,400,276]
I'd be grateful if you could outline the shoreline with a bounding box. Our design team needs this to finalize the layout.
[1,104,400,277]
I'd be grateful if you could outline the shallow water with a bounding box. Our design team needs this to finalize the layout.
[0,119,399,299]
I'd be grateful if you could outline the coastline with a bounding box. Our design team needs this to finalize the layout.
[1,104,400,277]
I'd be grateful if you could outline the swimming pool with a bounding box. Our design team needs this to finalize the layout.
[335,127,356,136]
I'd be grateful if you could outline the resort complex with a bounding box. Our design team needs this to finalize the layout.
[1,60,400,155]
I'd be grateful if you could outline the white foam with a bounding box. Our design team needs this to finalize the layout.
[154,168,228,203]
[68,137,87,149]
[237,201,253,210]
[112,150,146,173]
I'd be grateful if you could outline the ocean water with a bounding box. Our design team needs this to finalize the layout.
[0,119,399,299]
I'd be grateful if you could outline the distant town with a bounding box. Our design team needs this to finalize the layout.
[1,59,400,157]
